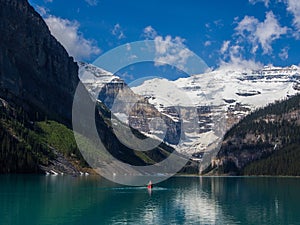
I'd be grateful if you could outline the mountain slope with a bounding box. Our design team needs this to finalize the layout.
[206,94,300,175]
[0,97,83,173]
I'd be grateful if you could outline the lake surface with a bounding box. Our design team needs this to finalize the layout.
[0,175,300,225]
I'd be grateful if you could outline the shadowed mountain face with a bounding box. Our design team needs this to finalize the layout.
[0,0,79,125]
[0,0,193,174]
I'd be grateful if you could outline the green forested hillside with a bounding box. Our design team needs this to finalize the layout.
[0,101,88,173]
[244,144,300,175]
[210,94,300,176]
[37,120,87,166]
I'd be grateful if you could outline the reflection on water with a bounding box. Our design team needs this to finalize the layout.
[0,175,300,225]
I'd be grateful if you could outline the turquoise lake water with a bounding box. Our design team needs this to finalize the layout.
[0,175,300,225]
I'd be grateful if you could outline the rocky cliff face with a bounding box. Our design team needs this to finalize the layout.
[98,80,183,145]
[79,63,183,145]
[0,0,79,125]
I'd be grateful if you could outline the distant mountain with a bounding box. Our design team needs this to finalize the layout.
[205,94,300,176]
[132,65,300,157]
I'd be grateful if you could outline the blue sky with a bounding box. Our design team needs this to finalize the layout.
[29,0,300,72]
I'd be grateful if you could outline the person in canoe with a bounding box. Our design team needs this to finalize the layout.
[147,180,153,189]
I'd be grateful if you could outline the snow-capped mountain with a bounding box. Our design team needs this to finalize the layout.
[132,65,300,157]
[78,62,120,100]
[133,65,300,110]
[78,62,300,160]
[78,62,183,146]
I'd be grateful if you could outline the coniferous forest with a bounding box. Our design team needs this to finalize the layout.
[212,94,300,176]
[0,100,87,173]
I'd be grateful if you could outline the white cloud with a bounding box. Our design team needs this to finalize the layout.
[218,11,287,70]
[143,26,158,39]
[279,47,289,60]
[220,41,230,54]
[45,15,100,60]
[219,43,262,71]
[141,26,193,71]
[154,35,192,71]
[250,0,300,38]
[204,41,212,47]
[219,56,263,71]
[85,0,98,6]
[286,0,300,36]
[249,0,270,7]
[222,44,245,61]
[235,11,288,54]
[219,41,262,71]
[112,23,125,40]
